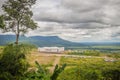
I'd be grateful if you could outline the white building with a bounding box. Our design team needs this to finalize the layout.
[38,47,64,53]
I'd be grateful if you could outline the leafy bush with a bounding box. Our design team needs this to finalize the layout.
[0,44,30,80]
[24,61,66,80]
[51,64,66,80]
[0,44,66,80]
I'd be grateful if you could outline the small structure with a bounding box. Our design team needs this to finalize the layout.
[104,58,116,62]
[38,47,64,53]
[104,57,116,62]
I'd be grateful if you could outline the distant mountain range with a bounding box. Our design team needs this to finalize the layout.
[0,35,120,47]
[0,35,81,47]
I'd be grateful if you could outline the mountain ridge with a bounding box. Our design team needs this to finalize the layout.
[0,35,81,47]
[0,35,120,47]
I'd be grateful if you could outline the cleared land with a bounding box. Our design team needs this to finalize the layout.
[27,49,120,73]
[27,50,62,72]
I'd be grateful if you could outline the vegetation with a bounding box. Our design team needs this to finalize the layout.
[0,0,68,80]
[0,44,120,80]
[23,61,66,80]
[67,45,120,53]
[58,57,120,80]
[0,15,5,29]
[0,1,120,79]
[67,50,101,56]
[51,64,66,80]
[1,0,37,44]
[67,49,120,58]
[0,44,66,80]
[106,53,120,59]
[0,44,29,80]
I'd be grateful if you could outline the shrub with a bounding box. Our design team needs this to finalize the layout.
[24,61,66,80]
[0,44,30,80]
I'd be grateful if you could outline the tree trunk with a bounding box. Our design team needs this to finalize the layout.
[15,20,20,44]
[15,33,19,44]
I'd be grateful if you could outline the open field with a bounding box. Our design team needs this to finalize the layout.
[26,49,120,73]
[27,50,120,80]
[57,56,120,80]
[27,51,56,66]
[27,50,62,72]
[60,56,120,67]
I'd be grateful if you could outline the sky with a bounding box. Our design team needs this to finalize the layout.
[0,0,120,42]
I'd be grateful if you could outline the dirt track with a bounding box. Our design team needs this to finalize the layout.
[49,56,61,73]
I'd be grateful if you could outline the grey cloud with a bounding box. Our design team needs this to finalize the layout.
[0,0,7,14]
[32,0,120,26]
[61,0,108,12]
[0,0,120,42]
[111,29,120,38]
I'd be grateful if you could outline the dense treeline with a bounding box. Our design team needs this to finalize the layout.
[66,46,120,53]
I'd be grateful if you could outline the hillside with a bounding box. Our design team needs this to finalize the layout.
[0,35,81,47]
[0,35,120,48]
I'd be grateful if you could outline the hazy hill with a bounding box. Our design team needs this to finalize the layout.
[0,35,120,47]
[0,35,81,47]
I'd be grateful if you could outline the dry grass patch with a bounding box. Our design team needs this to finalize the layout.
[27,52,56,67]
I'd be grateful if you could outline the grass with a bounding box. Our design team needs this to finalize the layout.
[60,56,120,68]
[58,57,120,80]
[27,49,120,69]
[27,51,56,68]
[0,46,4,53]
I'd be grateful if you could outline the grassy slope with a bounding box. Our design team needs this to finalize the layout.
[58,57,120,80]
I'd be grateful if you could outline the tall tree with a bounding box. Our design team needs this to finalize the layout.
[0,15,5,29]
[1,0,37,44]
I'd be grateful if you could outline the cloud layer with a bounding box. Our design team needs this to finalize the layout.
[0,0,120,42]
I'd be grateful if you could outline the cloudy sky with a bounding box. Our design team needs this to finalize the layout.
[0,0,120,42]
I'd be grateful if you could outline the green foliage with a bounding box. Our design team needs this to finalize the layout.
[67,45,120,53]
[83,50,100,56]
[0,15,5,29]
[106,53,120,59]
[0,44,30,80]
[2,0,37,32]
[68,50,101,56]
[58,57,120,80]
[2,0,37,44]
[58,68,102,80]
[0,43,65,80]
[24,61,50,80]
[24,61,66,80]
[102,67,120,80]
[35,61,46,75]
[51,64,66,80]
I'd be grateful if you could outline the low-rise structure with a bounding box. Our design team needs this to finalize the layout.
[38,47,64,53]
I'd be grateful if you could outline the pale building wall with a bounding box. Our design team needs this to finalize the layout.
[38,47,64,53]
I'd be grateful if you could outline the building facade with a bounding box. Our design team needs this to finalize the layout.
[38,47,64,53]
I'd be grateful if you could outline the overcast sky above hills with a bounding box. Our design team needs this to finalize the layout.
[0,0,120,42]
